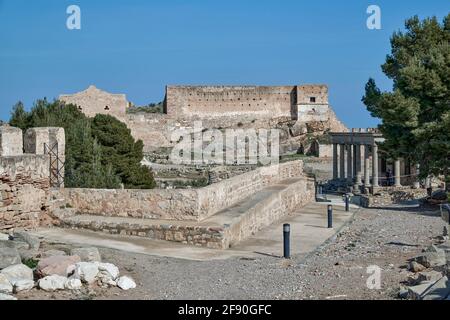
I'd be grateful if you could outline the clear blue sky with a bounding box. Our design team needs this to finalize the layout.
[0,0,448,127]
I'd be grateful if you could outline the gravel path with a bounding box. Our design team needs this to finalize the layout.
[17,205,446,300]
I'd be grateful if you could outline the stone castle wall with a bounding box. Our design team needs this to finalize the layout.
[165,85,298,119]
[53,160,307,222]
[60,85,129,121]
[0,126,65,231]
[60,85,348,152]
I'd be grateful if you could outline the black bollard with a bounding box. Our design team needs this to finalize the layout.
[345,194,350,212]
[283,224,291,259]
[327,205,333,228]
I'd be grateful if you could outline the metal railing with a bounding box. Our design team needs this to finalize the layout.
[44,143,65,188]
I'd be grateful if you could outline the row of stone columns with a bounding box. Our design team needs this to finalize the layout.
[332,143,402,189]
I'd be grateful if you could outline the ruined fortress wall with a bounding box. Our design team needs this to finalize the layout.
[0,126,65,231]
[60,85,128,121]
[0,155,51,230]
[55,160,307,222]
[166,86,297,119]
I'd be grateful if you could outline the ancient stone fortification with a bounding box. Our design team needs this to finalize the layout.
[0,126,65,231]
[60,85,348,152]
[52,160,307,222]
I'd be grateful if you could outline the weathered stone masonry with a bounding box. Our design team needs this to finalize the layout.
[0,126,65,231]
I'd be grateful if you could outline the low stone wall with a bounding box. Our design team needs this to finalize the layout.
[54,160,305,222]
[227,177,315,247]
[52,188,199,221]
[361,187,429,208]
[60,176,315,249]
[0,155,51,230]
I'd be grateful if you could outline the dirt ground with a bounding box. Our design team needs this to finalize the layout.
[16,205,447,300]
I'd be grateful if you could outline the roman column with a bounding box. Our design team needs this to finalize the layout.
[364,145,371,188]
[347,144,353,183]
[354,144,362,185]
[340,144,346,180]
[394,159,401,187]
[333,143,338,180]
[372,143,379,188]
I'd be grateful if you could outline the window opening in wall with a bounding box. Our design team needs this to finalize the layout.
[104,106,110,111]
[310,97,316,103]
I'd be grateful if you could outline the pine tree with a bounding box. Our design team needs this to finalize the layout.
[362,14,450,180]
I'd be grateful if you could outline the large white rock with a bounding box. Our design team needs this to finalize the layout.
[0,264,34,284]
[14,280,35,293]
[117,276,136,290]
[0,233,10,241]
[0,293,17,300]
[72,262,99,284]
[64,278,82,290]
[96,263,120,280]
[38,275,67,292]
[0,274,13,294]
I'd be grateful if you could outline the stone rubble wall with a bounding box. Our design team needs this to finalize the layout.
[1,126,65,231]
[0,155,52,231]
[361,187,429,208]
[53,160,307,222]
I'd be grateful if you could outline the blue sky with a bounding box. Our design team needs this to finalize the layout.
[0,0,448,127]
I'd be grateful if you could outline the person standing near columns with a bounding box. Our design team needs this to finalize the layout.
[372,143,379,188]
[340,144,346,180]
[333,143,338,180]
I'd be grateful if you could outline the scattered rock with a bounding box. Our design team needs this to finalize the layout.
[415,251,447,268]
[40,250,67,259]
[0,247,21,269]
[408,261,426,273]
[424,244,444,253]
[97,263,119,280]
[13,280,35,293]
[18,249,39,261]
[38,275,67,292]
[398,286,409,299]
[417,271,444,284]
[0,233,9,241]
[444,226,449,237]
[0,264,34,284]
[37,255,81,277]
[117,276,136,290]
[407,281,434,300]
[0,293,17,300]
[0,240,29,251]
[72,262,99,284]
[0,274,13,294]
[13,231,40,250]
[65,278,82,290]
[70,247,101,262]
[422,276,450,300]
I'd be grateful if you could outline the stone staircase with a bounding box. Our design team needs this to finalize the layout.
[57,177,314,249]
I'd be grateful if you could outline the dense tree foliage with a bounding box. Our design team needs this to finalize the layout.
[10,99,156,189]
[362,14,450,179]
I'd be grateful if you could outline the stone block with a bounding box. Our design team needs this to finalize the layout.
[0,126,23,156]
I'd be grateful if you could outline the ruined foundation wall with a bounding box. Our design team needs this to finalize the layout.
[55,160,307,222]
